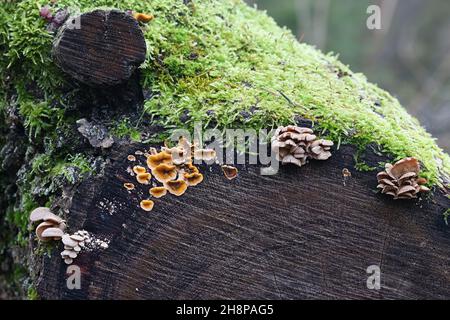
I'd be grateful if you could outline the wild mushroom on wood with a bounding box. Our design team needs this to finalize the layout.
[152,163,178,183]
[377,157,430,199]
[30,207,53,222]
[137,172,152,185]
[147,151,173,169]
[221,165,238,180]
[165,180,188,196]
[150,187,167,198]
[162,137,192,165]
[133,165,147,175]
[184,172,204,186]
[140,199,155,212]
[271,125,333,167]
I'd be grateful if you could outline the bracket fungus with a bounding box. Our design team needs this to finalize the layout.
[377,157,430,199]
[147,151,173,169]
[140,199,155,212]
[125,137,210,211]
[124,183,135,191]
[184,172,204,186]
[152,163,178,183]
[30,207,66,241]
[133,165,147,175]
[271,125,334,167]
[221,165,238,180]
[150,187,167,198]
[136,172,152,185]
[165,180,188,196]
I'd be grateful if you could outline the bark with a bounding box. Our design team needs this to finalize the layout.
[36,143,450,299]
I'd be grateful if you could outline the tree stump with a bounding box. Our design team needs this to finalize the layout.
[35,143,450,299]
[53,10,147,86]
[2,2,450,300]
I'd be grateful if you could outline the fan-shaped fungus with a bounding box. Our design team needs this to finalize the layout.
[133,165,147,175]
[124,182,135,191]
[184,172,204,186]
[137,172,152,185]
[140,199,154,212]
[152,163,177,183]
[36,221,55,241]
[41,227,64,240]
[147,151,173,169]
[221,165,238,180]
[165,180,188,196]
[185,162,199,174]
[30,207,52,222]
[127,155,136,162]
[377,157,430,199]
[150,186,167,198]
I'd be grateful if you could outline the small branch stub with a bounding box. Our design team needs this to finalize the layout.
[53,10,147,86]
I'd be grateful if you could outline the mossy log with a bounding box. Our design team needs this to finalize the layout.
[36,143,450,299]
[1,0,450,299]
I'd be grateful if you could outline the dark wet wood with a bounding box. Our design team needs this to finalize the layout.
[53,10,146,86]
[36,143,450,299]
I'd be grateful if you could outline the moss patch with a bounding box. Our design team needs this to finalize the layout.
[3,0,448,185]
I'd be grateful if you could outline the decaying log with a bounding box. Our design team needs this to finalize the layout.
[36,143,450,299]
[53,10,147,86]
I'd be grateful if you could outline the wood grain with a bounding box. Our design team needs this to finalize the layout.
[36,143,450,299]
[53,10,146,86]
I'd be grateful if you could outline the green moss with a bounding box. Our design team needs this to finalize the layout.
[1,0,449,187]
[27,285,39,300]
[111,118,142,142]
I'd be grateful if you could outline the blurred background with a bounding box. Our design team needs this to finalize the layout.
[246,0,450,152]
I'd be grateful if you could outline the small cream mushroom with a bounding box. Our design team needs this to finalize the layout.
[30,207,53,222]
[41,227,64,239]
[62,234,79,247]
[64,258,73,265]
[36,221,54,241]
[42,212,64,224]
[70,234,84,242]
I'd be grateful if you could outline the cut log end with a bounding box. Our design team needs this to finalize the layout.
[53,10,147,87]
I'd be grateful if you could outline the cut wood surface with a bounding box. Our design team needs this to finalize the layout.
[53,10,146,86]
[36,143,450,299]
